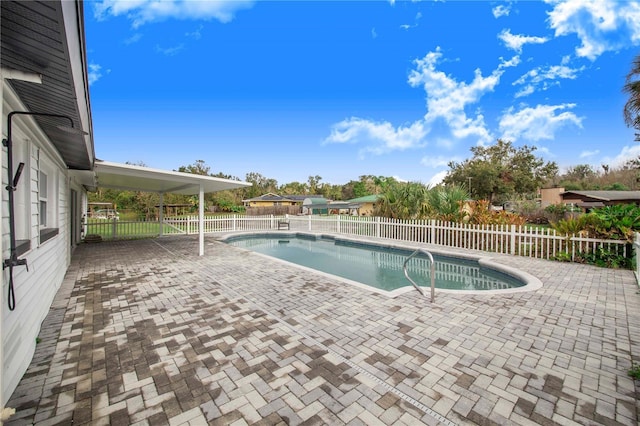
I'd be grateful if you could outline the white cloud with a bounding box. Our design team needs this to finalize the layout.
[324,118,427,155]
[326,48,511,154]
[420,155,460,168]
[602,144,640,168]
[88,63,108,85]
[513,63,585,97]
[493,5,511,18]
[515,85,535,98]
[93,0,254,28]
[186,25,204,40]
[124,33,142,45]
[400,12,422,30]
[155,44,184,56]
[579,149,599,158]
[499,103,583,141]
[546,0,640,60]
[408,47,502,145]
[427,171,448,186]
[499,55,521,69]
[498,29,549,53]
[536,146,553,157]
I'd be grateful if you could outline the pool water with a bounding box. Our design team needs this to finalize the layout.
[226,234,525,292]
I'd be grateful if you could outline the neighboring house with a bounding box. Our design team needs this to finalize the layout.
[0,1,249,408]
[347,194,380,216]
[560,190,640,211]
[243,193,326,215]
[242,193,301,208]
[242,193,325,208]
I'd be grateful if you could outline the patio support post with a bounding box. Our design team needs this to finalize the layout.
[199,184,204,256]
[159,192,164,237]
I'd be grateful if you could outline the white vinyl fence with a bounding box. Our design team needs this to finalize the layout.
[86,214,632,264]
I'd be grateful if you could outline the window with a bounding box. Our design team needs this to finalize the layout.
[38,155,59,244]
[39,171,48,227]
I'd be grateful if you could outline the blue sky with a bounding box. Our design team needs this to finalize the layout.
[86,0,640,186]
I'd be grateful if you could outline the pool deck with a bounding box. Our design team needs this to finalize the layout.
[5,234,640,425]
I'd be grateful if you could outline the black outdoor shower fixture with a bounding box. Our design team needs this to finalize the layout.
[3,111,87,311]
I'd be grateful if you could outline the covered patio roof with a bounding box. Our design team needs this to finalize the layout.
[92,160,251,256]
[94,160,250,195]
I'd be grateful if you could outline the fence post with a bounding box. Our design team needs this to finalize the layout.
[337,215,341,234]
[308,215,312,231]
[270,214,274,229]
[376,217,381,238]
[233,214,237,231]
[430,220,435,244]
[510,224,516,255]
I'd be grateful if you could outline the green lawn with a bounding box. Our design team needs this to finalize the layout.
[85,219,181,239]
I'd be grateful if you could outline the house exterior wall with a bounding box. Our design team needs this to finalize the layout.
[539,187,564,207]
[1,87,80,403]
[248,200,297,207]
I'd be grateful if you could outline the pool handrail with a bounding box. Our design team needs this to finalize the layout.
[403,249,435,302]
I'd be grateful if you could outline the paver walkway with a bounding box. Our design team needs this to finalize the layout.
[5,235,640,425]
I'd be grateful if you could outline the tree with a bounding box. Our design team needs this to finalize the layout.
[177,159,210,176]
[280,181,308,195]
[243,172,278,199]
[443,139,558,204]
[425,185,469,221]
[374,181,429,219]
[307,175,322,195]
[623,54,640,141]
[558,164,598,190]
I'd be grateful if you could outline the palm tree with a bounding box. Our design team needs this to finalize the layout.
[623,54,640,141]
[425,185,470,221]
[374,181,429,219]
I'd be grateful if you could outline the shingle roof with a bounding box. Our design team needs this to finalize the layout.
[347,195,380,203]
[561,190,640,201]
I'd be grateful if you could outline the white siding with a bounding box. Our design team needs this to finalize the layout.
[1,91,78,403]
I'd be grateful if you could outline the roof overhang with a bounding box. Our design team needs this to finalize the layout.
[94,161,251,195]
[1,0,94,170]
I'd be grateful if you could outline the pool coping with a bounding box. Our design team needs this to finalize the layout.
[214,231,543,298]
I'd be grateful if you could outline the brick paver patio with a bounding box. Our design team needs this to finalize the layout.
[5,235,640,425]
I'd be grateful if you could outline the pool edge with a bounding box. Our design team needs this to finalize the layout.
[214,231,544,298]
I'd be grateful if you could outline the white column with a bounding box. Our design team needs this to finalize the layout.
[158,192,164,237]
[199,185,204,256]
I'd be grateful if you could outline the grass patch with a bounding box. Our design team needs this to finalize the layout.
[629,363,640,380]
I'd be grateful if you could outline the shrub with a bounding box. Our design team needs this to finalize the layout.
[629,363,640,380]
[466,200,527,226]
[574,247,632,269]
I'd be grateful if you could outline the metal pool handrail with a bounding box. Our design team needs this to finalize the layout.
[403,249,435,302]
